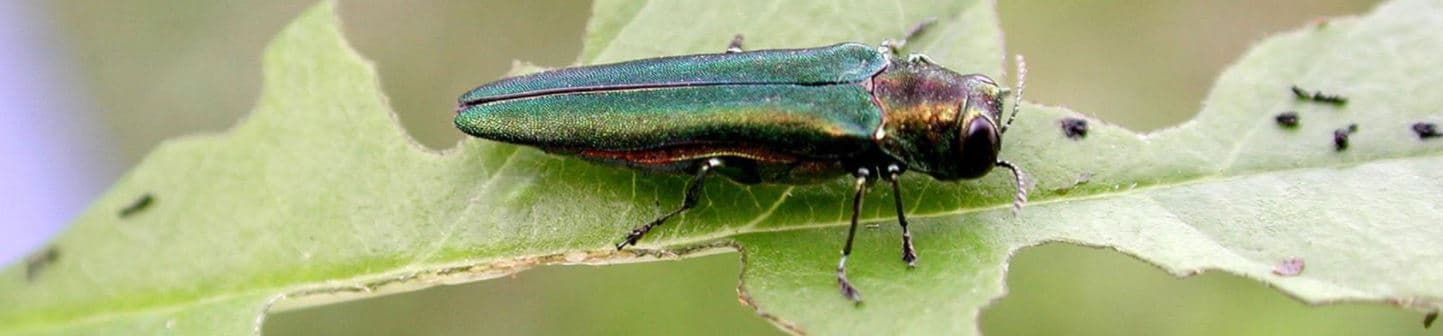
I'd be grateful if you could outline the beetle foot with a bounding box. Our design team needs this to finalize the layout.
[902,238,918,268]
[837,257,863,303]
[838,274,863,304]
[615,228,646,250]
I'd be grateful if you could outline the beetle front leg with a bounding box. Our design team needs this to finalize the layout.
[725,34,745,53]
[837,167,872,303]
[616,158,721,250]
[884,165,917,267]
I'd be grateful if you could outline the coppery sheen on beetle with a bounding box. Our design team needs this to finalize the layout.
[455,24,1027,303]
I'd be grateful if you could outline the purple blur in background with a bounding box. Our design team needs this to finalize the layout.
[0,2,117,266]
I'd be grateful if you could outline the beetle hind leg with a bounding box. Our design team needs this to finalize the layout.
[880,18,937,55]
[616,158,721,250]
[837,167,873,303]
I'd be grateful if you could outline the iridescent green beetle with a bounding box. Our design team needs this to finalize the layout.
[456,21,1027,302]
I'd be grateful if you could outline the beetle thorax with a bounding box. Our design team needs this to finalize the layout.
[870,60,971,179]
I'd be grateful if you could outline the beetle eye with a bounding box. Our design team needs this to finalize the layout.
[955,117,1000,178]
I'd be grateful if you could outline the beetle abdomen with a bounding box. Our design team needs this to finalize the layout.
[569,145,850,185]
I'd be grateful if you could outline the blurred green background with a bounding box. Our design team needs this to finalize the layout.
[32,0,1433,335]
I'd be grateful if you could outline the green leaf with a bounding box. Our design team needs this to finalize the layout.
[579,0,1443,333]
[3,1,1441,335]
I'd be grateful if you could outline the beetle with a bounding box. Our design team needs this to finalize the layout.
[455,21,1027,302]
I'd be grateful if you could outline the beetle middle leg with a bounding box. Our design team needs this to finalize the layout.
[837,167,873,303]
[884,164,917,267]
[725,34,745,53]
[616,158,721,250]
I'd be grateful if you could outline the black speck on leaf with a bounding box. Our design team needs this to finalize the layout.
[1275,112,1299,128]
[1291,85,1348,106]
[25,246,60,282]
[119,193,156,218]
[1291,86,1310,99]
[1060,117,1088,140]
[1334,124,1358,151]
[1413,122,1439,139]
[1272,257,1305,276]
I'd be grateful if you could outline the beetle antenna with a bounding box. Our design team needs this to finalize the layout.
[1001,55,1026,134]
[994,160,1027,217]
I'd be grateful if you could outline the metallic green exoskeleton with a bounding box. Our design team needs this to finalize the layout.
[456,21,1027,303]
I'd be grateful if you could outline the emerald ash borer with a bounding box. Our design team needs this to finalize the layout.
[455,22,1027,302]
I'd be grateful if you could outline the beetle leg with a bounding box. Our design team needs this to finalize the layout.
[725,34,745,53]
[616,158,721,250]
[995,160,1029,217]
[885,165,917,267]
[837,167,871,303]
[880,17,937,55]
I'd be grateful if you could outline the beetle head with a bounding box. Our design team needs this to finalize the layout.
[942,56,1025,180]
[873,56,1024,181]
[947,74,1004,179]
